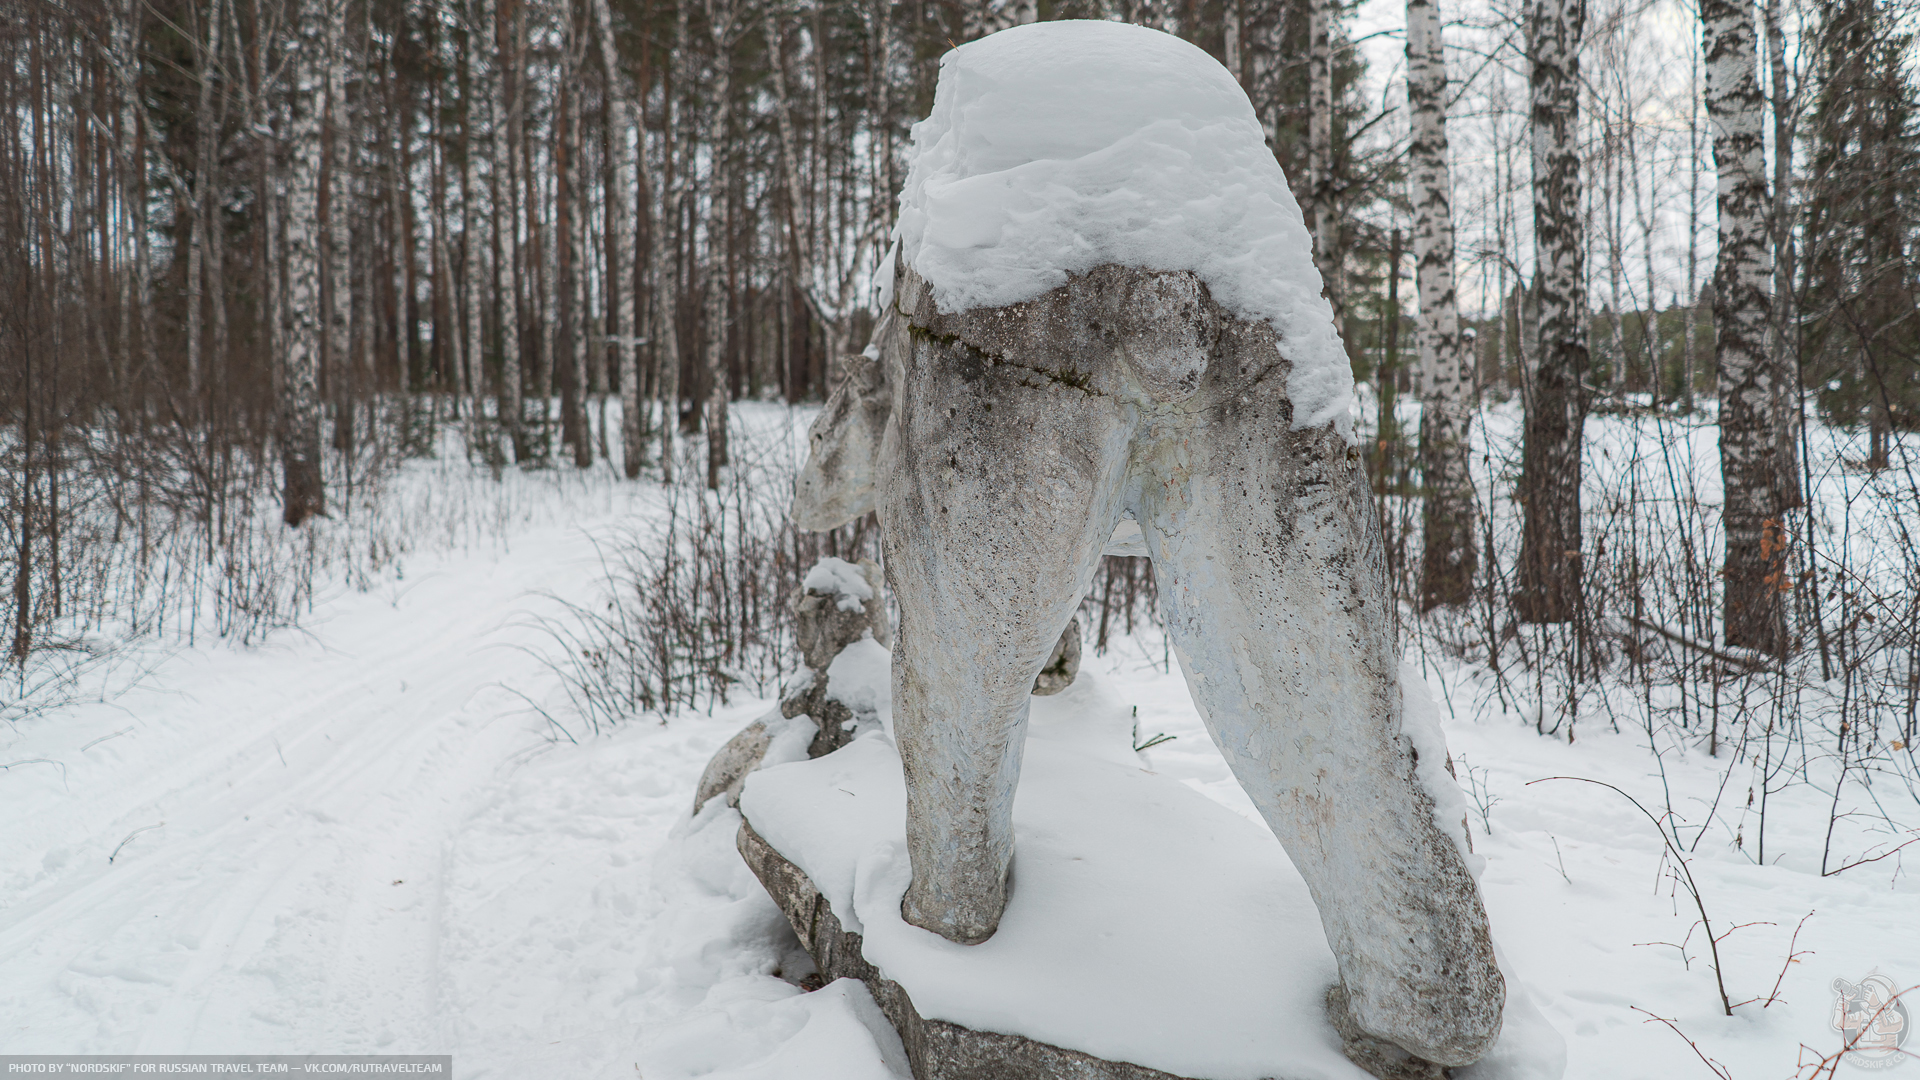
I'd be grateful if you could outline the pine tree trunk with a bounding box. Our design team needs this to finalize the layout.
[1224,0,1242,85]
[124,0,158,413]
[532,47,555,437]
[324,0,353,452]
[557,12,587,468]
[764,0,844,390]
[1516,0,1588,624]
[1409,0,1476,610]
[1764,0,1802,510]
[1684,48,1701,414]
[1376,229,1401,497]
[1604,127,1628,400]
[462,0,488,416]
[187,0,220,414]
[281,0,328,525]
[568,29,592,470]
[1627,114,1657,400]
[1705,0,1785,654]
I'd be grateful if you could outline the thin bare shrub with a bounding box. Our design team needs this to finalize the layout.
[531,411,879,733]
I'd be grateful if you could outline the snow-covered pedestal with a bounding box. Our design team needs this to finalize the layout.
[737,731,1348,1079]
[735,668,1558,1080]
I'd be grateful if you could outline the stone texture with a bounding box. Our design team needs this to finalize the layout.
[784,261,1502,1067]
[695,558,897,816]
[1326,986,1448,1080]
[878,262,1503,1065]
[737,819,1216,1080]
[691,717,771,815]
[795,348,892,533]
[781,672,861,759]
[1031,617,1082,696]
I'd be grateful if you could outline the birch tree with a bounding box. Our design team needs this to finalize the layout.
[491,0,524,459]
[655,0,691,481]
[705,0,738,490]
[1517,0,1589,624]
[282,0,328,525]
[463,0,490,424]
[589,0,643,477]
[1408,0,1476,609]
[1705,0,1784,653]
[1306,0,1342,331]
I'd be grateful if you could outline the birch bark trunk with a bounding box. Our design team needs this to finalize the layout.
[1517,0,1589,624]
[1408,0,1476,610]
[587,0,643,477]
[1705,0,1785,654]
[281,0,328,525]
[655,0,691,478]
[491,0,524,458]
[1306,0,1342,335]
[704,0,735,489]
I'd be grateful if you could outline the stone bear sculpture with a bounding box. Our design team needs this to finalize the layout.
[792,268,1505,1074]
[788,19,1505,1075]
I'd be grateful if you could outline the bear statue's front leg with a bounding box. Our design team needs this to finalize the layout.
[882,325,1133,945]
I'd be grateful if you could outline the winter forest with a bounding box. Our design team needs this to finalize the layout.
[3,0,1920,1073]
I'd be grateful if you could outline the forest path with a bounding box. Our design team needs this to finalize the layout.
[0,494,754,1064]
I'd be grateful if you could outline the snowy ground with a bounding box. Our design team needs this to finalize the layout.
[2,406,1915,1079]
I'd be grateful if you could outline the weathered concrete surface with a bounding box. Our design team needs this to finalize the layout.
[791,304,1152,570]
[795,558,891,669]
[1031,617,1082,696]
[692,717,772,815]
[693,558,892,815]
[737,819,1217,1080]
[877,262,1502,1068]
[1326,986,1448,1080]
[796,348,893,533]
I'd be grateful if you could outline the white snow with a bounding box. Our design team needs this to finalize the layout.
[3,401,1916,1078]
[640,976,909,1080]
[802,556,873,612]
[892,21,1354,436]
[1401,659,1479,867]
[739,664,1562,1080]
[822,636,894,740]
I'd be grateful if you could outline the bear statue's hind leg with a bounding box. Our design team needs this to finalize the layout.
[1136,413,1505,1069]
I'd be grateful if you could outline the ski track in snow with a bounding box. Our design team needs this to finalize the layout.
[3,410,1918,1078]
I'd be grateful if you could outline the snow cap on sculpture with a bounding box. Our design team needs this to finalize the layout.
[889,19,1354,437]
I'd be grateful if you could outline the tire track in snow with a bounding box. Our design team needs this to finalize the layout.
[0,523,617,1053]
